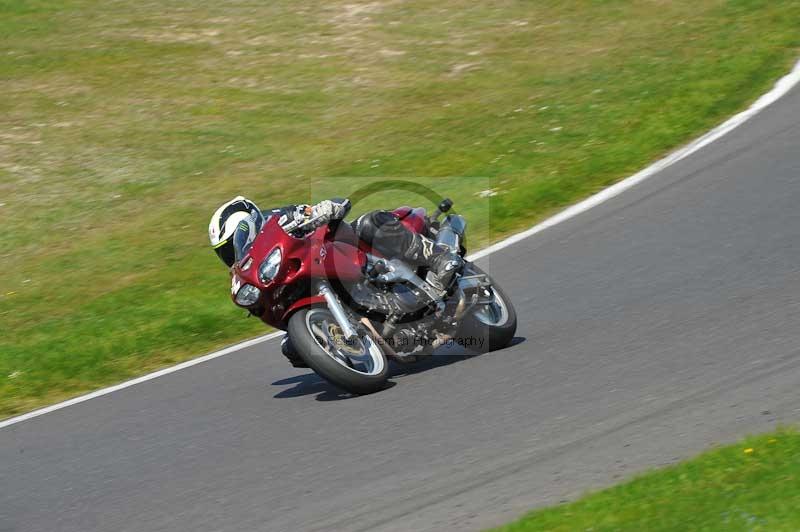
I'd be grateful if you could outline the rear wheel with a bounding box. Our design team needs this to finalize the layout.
[456,264,517,353]
[288,307,389,394]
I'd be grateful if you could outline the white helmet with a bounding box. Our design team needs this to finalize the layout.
[209,196,264,266]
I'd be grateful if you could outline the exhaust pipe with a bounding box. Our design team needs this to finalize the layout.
[318,281,358,339]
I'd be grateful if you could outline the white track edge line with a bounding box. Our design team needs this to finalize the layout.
[3,59,799,430]
[468,58,800,262]
[0,332,283,429]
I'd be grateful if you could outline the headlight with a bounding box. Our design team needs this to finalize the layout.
[259,247,282,283]
[235,284,261,307]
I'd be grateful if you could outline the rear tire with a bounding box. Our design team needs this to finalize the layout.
[288,307,389,395]
[456,264,517,353]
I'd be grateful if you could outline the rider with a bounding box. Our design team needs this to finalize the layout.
[208,196,463,290]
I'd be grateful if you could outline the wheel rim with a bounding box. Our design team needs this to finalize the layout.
[305,309,385,376]
[473,286,510,326]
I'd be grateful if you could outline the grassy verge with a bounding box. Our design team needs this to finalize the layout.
[1,0,799,417]
[492,429,800,531]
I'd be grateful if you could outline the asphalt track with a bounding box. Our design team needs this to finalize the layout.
[4,82,800,531]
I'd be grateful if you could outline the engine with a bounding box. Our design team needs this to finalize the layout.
[346,279,429,319]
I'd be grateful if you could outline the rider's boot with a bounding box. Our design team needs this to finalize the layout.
[404,233,463,291]
[281,335,308,368]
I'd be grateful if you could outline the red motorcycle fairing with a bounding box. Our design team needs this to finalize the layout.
[230,216,368,330]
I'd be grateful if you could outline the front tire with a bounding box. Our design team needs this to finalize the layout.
[288,307,389,394]
[456,264,517,353]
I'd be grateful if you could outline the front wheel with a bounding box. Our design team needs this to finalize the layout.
[456,264,517,353]
[288,307,389,394]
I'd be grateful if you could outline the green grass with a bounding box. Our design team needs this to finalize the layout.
[492,429,800,531]
[1,0,799,417]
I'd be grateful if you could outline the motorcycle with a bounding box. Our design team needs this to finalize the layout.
[229,198,517,394]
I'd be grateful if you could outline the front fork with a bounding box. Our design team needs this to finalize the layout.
[317,280,358,339]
